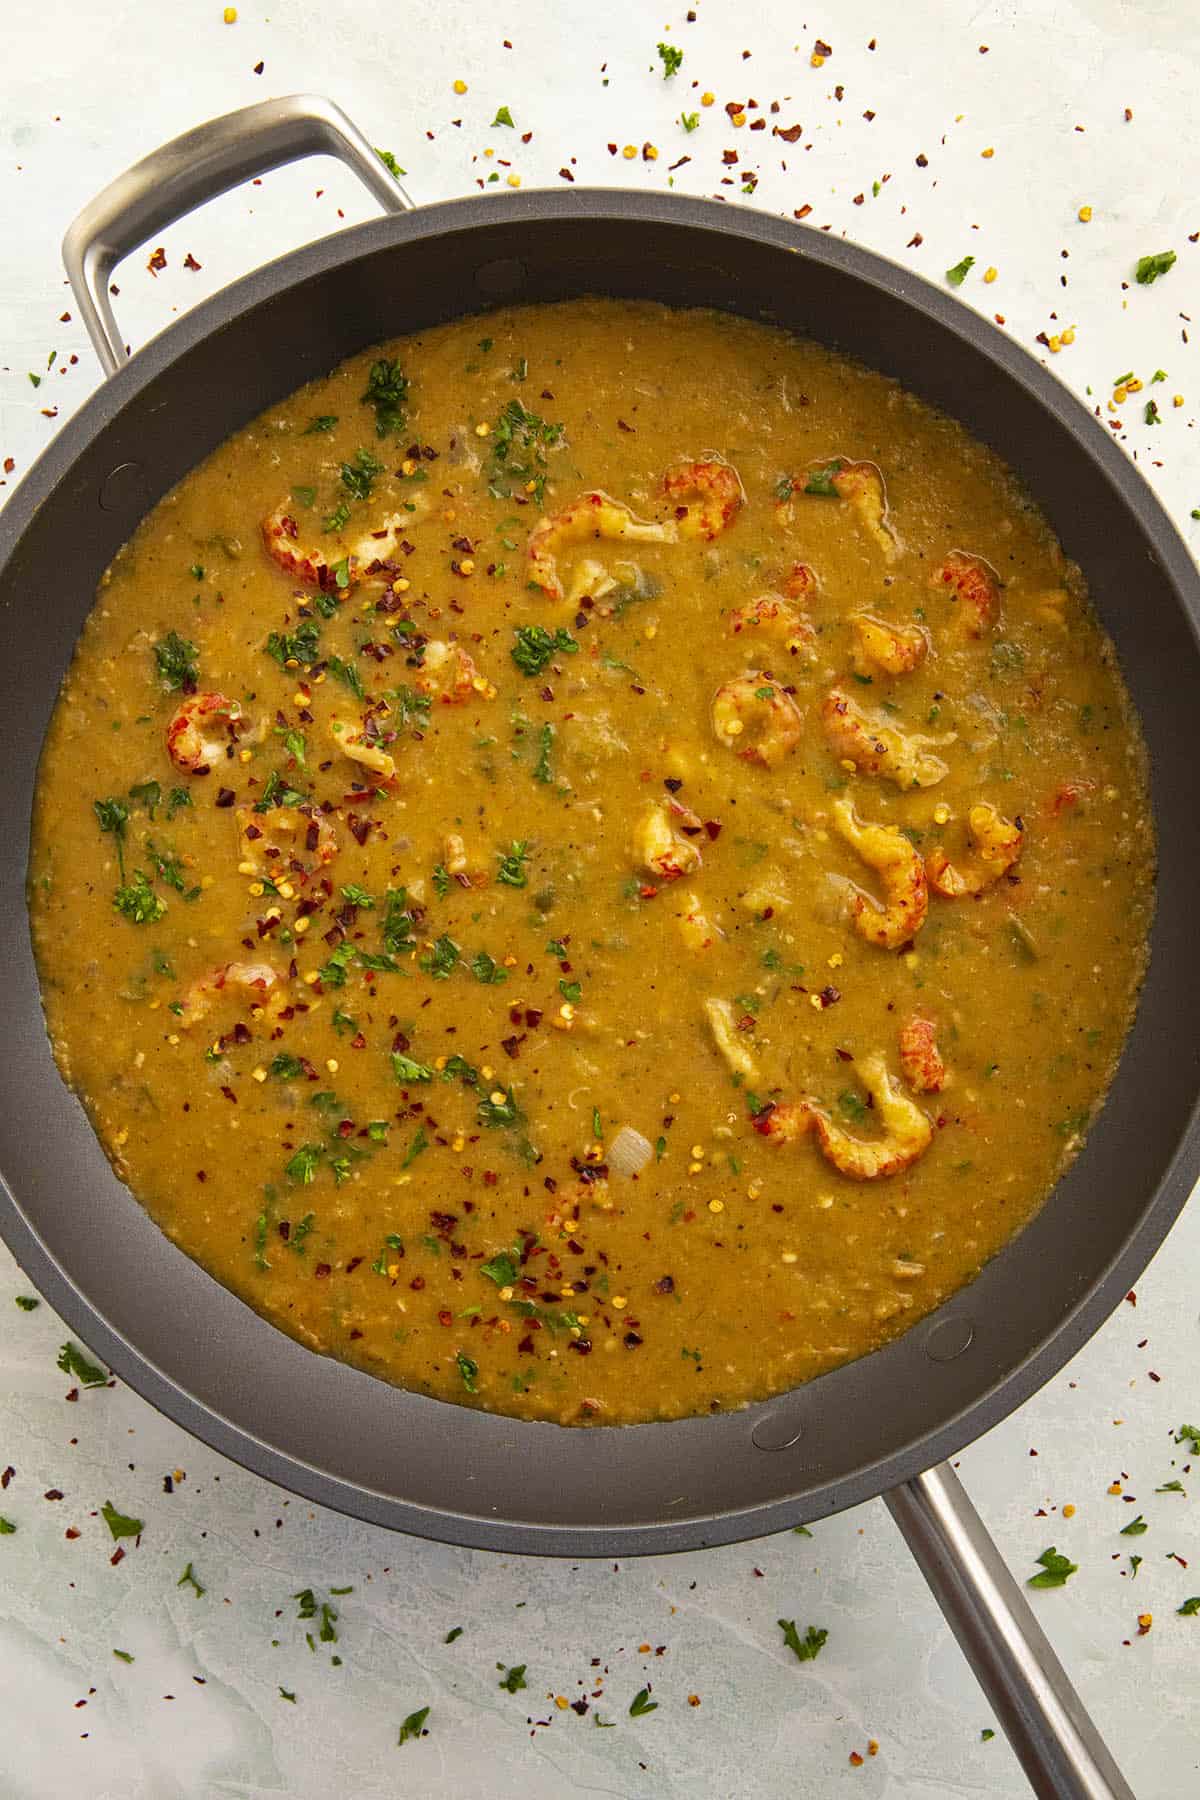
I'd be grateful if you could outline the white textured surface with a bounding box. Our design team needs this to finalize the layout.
[2,2,1199,1795]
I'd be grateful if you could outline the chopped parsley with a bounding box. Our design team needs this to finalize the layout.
[153,629,199,692]
[1178,1597,1200,1616]
[391,1051,434,1084]
[266,620,321,667]
[470,950,507,985]
[113,871,166,925]
[559,978,582,1004]
[778,1620,828,1663]
[478,1087,521,1129]
[57,1342,108,1387]
[375,147,405,178]
[496,840,531,887]
[285,1145,323,1185]
[511,623,579,676]
[101,1501,143,1541]
[432,862,450,898]
[371,1232,404,1274]
[340,883,374,909]
[326,655,364,700]
[487,399,565,507]
[420,933,461,979]
[480,1248,520,1286]
[1134,249,1176,286]
[680,110,700,132]
[1120,1515,1148,1536]
[1027,1546,1077,1589]
[498,1663,527,1694]
[803,460,842,496]
[362,358,409,438]
[402,1126,430,1168]
[398,1704,430,1744]
[533,723,555,785]
[253,769,305,813]
[656,41,683,78]
[339,445,385,502]
[301,413,338,434]
[94,797,130,876]
[491,105,515,128]
[455,1350,479,1393]
[629,1685,659,1716]
[945,254,976,288]
[177,1561,206,1597]
[1175,1424,1200,1455]
[382,887,417,955]
[15,1296,38,1312]
[0,1518,14,1535]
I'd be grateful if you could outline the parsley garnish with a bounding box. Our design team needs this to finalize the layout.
[113,871,166,925]
[340,883,374,909]
[1175,1424,1200,1455]
[478,1087,521,1129]
[15,1295,38,1311]
[398,1704,430,1744]
[432,862,451,898]
[511,623,579,676]
[0,1517,14,1535]
[382,887,417,955]
[804,460,843,496]
[680,110,700,132]
[498,1664,527,1693]
[339,446,384,502]
[1178,1596,1200,1615]
[456,1350,479,1393]
[470,950,507,985]
[1134,249,1176,285]
[326,655,364,700]
[57,1342,108,1386]
[945,254,976,288]
[94,797,129,876]
[129,778,163,817]
[101,1501,143,1541]
[480,1248,520,1286]
[559,978,582,1004]
[375,146,405,178]
[253,769,305,813]
[1120,1515,1148,1536]
[323,500,351,535]
[402,1126,430,1168]
[266,620,321,667]
[487,399,565,506]
[154,630,199,692]
[491,105,515,128]
[496,840,531,887]
[533,722,555,784]
[420,933,461,979]
[778,1620,828,1663]
[177,1561,206,1597]
[656,41,683,78]
[629,1685,658,1716]
[285,1145,323,1185]
[302,413,338,434]
[1027,1546,1078,1588]
[391,1051,434,1084]
[362,358,409,438]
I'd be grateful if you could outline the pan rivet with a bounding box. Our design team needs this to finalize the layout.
[751,1412,805,1452]
[98,461,148,514]
[924,1315,974,1363]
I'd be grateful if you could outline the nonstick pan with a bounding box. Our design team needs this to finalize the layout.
[2,96,1197,1799]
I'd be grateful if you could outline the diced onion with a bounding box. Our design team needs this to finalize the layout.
[607,1125,654,1178]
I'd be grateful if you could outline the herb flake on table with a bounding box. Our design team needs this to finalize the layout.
[491,105,515,128]
[177,1561,206,1596]
[629,1685,658,1716]
[1120,1515,1148,1536]
[101,1501,143,1541]
[498,1663,528,1693]
[778,1620,828,1662]
[15,1296,38,1311]
[1027,1546,1077,1588]
[1134,250,1176,285]
[0,1517,16,1535]
[398,1704,430,1743]
[57,1342,108,1388]
[945,255,976,288]
[656,42,683,78]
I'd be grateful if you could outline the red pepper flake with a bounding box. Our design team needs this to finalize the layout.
[558,167,574,181]
[253,60,264,74]
[2,457,14,475]
[0,1467,12,1489]
[147,246,167,275]
[65,1526,81,1539]
[110,1547,125,1566]
[314,1263,332,1279]
[814,37,832,57]
[44,1489,64,1501]
[794,204,812,220]
[849,1750,864,1767]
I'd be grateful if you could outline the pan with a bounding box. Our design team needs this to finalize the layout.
[2,95,1197,1800]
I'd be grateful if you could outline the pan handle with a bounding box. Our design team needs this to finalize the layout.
[62,93,412,377]
[885,1463,1134,1799]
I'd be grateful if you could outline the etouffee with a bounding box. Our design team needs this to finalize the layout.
[29,300,1153,1425]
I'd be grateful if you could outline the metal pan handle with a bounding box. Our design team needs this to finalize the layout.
[886,1464,1135,1799]
[62,93,412,377]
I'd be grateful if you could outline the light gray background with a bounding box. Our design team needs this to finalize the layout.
[1,1,1197,1795]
